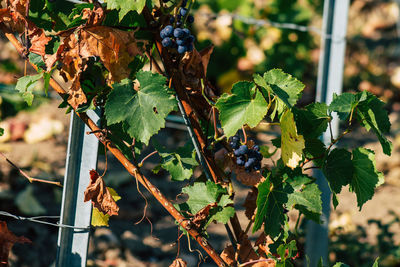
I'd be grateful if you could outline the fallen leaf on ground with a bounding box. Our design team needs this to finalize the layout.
[0,221,31,266]
[84,170,119,216]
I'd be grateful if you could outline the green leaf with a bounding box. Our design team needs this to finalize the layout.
[286,175,322,222]
[15,73,43,106]
[153,141,198,181]
[356,93,392,155]
[28,53,46,69]
[181,181,226,214]
[215,81,268,138]
[106,0,147,21]
[329,93,356,120]
[208,206,235,224]
[293,102,331,138]
[280,109,305,169]
[258,69,305,109]
[323,148,353,194]
[253,175,289,238]
[43,72,51,95]
[105,71,177,145]
[304,138,326,167]
[91,187,120,227]
[332,263,350,267]
[372,257,379,267]
[351,148,384,210]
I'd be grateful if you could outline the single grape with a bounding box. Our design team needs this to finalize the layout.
[230,142,240,150]
[187,15,194,23]
[236,158,245,166]
[176,38,185,46]
[182,28,190,37]
[186,35,195,43]
[170,17,175,23]
[232,136,240,142]
[182,0,187,7]
[177,14,182,21]
[186,43,193,52]
[253,162,261,171]
[163,25,174,37]
[253,145,260,151]
[162,37,172,47]
[177,45,187,54]
[176,22,182,27]
[180,8,188,17]
[245,158,256,169]
[160,29,167,39]
[174,28,185,38]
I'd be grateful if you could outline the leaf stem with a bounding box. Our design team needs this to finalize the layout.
[139,151,158,167]
[242,126,248,144]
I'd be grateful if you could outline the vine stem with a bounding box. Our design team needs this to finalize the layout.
[0,152,62,187]
[0,23,228,267]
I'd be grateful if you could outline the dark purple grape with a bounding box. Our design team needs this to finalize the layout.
[177,45,187,54]
[236,158,245,166]
[176,22,182,27]
[254,162,261,171]
[232,136,240,142]
[245,158,256,169]
[253,145,260,151]
[180,8,188,17]
[174,28,185,38]
[170,17,175,23]
[163,25,174,37]
[234,145,248,156]
[160,29,167,39]
[177,14,182,21]
[182,28,190,37]
[176,38,185,46]
[162,37,172,47]
[187,15,194,23]
[186,43,193,52]
[182,0,187,7]
[186,35,195,43]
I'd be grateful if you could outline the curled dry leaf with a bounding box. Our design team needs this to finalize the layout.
[192,202,218,228]
[178,46,218,120]
[55,26,144,82]
[81,5,104,26]
[0,221,31,266]
[84,170,119,216]
[243,187,258,220]
[169,258,187,267]
[221,234,275,267]
[254,233,273,258]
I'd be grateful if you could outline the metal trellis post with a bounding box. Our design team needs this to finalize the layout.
[306,0,350,266]
[56,109,101,267]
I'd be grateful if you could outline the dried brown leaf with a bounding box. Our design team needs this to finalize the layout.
[192,202,218,228]
[68,76,87,109]
[169,258,187,267]
[84,170,119,216]
[243,187,258,220]
[254,233,273,258]
[227,157,264,186]
[0,221,31,266]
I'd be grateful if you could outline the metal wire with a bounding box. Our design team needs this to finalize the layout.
[0,211,90,230]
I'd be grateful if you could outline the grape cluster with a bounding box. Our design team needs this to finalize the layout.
[160,0,195,54]
[230,136,262,172]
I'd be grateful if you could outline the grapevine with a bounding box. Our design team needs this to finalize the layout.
[0,0,392,266]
